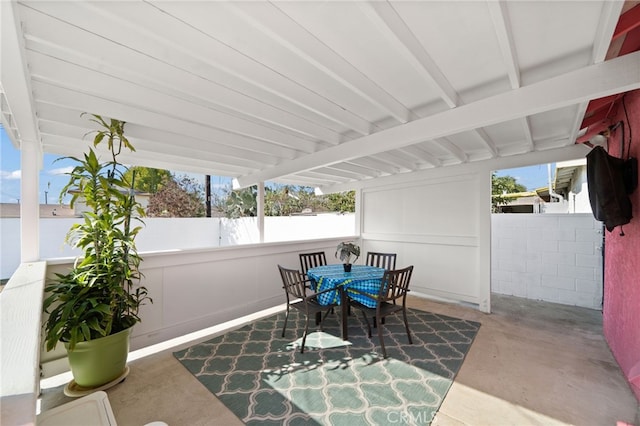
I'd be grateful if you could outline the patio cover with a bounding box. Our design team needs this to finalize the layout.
[1,1,640,194]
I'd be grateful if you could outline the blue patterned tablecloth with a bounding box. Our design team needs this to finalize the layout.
[307,264,385,308]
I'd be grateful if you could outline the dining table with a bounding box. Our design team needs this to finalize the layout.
[307,264,385,340]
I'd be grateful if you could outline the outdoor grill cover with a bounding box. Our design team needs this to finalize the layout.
[586,146,632,232]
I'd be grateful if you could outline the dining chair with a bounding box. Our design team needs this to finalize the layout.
[366,251,397,271]
[299,251,330,323]
[299,251,327,277]
[365,251,397,325]
[278,265,338,354]
[347,265,414,358]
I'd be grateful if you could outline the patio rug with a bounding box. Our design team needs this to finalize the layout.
[173,308,480,425]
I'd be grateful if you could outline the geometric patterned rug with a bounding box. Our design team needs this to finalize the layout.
[174,308,480,425]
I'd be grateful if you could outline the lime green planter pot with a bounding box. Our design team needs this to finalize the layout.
[65,327,132,388]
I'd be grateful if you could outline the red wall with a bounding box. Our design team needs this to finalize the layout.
[602,88,640,401]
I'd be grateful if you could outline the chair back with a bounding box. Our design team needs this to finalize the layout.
[299,251,327,275]
[379,265,413,303]
[366,252,397,271]
[278,265,309,300]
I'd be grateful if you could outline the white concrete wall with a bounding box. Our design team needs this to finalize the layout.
[1,214,355,279]
[491,213,603,309]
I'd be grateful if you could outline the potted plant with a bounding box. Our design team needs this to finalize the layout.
[43,114,151,391]
[335,241,360,272]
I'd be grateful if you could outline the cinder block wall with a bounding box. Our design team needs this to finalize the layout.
[491,213,603,309]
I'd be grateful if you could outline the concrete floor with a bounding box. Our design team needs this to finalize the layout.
[39,294,638,425]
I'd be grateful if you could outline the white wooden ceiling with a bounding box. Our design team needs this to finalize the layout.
[2,1,639,193]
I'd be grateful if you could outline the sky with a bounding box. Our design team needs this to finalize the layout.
[494,163,556,192]
[1,124,554,204]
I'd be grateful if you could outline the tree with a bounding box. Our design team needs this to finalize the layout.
[492,173,527,212]
[217,186,258,218]
[325,191,355,213]
[215,183,356,217]
[123,167,172,193]
[146,175,205,217]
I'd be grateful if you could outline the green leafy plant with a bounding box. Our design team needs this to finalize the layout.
[335,241,360,265]
[43,114,151,351]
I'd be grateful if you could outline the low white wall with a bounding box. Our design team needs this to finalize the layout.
[40,237,355,377]
[1,213,355,279]
[491,214,603,309]
[0,261,47,426]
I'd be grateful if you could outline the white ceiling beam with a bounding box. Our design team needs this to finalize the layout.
[487,1,533,155]
[36,106,282,166]
[473,129,498,158]
[369,152,415,171]
[41,135,252,177]
[398,145,442,167]
[0,2,40,149]
[358,1,459,108]
[23,30,342,145]
[33,85,302,159]
[235,50,640,188]
[25,0,369,137]
[349,157,400,175]
[142,0,373,135]
[313,166,364,180]
[229,1,412,124]
[520,117,535,152]
[322,144,586,195]
[434,138,468,163]
[29,51,321,154]
[566,1,624,145]
[591,1,625,63]
[327,163,381,179]
[38,120,274,170]
[487,1,520,89]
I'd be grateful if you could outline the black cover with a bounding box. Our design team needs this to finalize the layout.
[586,146,632,232]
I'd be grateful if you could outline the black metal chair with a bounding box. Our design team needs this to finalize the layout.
[299,251,330,323]
[278,265,337,354]
[365,251,397,325]
[299,251,327,277]
[347,265,414,358]
[366,251,397,271]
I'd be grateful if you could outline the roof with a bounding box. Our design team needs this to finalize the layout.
[2,1,640,193]
[554,158,588,195]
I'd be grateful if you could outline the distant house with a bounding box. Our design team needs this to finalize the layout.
[0,203,75,218]
[496,159,591,214]
[0,192,151,218]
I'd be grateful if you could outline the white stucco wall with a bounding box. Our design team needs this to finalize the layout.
[491,213,603,309]
[1,214,355,279]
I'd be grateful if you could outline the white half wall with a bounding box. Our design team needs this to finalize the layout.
[360,171,492,312]
[40,237,354,377]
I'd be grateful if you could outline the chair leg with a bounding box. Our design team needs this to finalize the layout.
[402,308,413,344]
[377,317,387,358]
[322,308,333,324]
[315,311,322,325]
[300,314,310,354]
[360,310,372,338]
[282,307,290,337]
